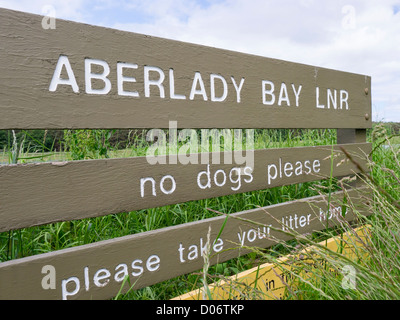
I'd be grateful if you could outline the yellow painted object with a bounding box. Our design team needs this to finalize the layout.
[172,225,370,300]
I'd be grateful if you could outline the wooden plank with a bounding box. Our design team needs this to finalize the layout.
[172,225,369,300]
[0,188,371,300]
[337,129,367,144]
[0,143,370,232]
[0,8,371,130]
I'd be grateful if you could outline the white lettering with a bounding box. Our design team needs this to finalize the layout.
[267,164,278,185]
[49,55,79,93]
[117,62,139,97]
[316,87,349,110]
[114,264,129,282]
[229,167,241,191]
[281,213,312,231]
[262,80,275,105]
[144,66,165,98]
[327,88,337,109]
[231,77,245,103]
[146,255,161,272]
[247,229,257,242]
[238,231,246,246]
[313,159,321,173]
[213,238,224,252]
[340,90,349,110]
[140,177,156,197]
[278,83,290,106]
[178,243,186,263]
[131,259,144,277]
[190,72,208,101]
[84,266,89,291]
[93,268,111,288]
[214,169,227,187]
[197,165,211,189]
[61,277,80,300]
[292,84,302,107]
[85,58,111,95]
[60,254,161,299]
[267,158,322,185]
[316,87,325,109]
[179,237,225,262]
[210,74,228,102]
[160,175,176,195]
[169,68,186,100]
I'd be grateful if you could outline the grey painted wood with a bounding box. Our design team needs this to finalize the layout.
[0,8,371,129]
[0,188,371,300]
[0,143,371,232]
[337,129,367,144]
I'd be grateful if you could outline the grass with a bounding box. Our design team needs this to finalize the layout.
[1,125,399,300]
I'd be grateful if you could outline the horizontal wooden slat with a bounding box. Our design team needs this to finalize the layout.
[0,143,370,232]
[0,8,371,130]
[0,188,371,300]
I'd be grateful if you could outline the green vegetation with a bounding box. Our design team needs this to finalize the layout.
[0,124,398,300]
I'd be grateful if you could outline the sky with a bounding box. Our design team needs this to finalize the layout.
[1,0,400,122]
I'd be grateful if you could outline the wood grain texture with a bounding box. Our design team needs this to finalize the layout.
[0,8,371,129]
[0,143,371,232]
[0,188,371,300]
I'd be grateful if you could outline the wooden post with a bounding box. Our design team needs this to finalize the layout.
[337,129,367,144]
[337,129,368,189]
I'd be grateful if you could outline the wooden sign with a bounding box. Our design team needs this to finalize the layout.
[0,189,370,300]
[0,8,371,129]
[0,143,370,232]
[0,7,373,301]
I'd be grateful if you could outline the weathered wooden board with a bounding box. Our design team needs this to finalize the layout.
[0,188,371,300]
[0,8,371,129]
[173,225,369,300]
[0,143,370,232]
